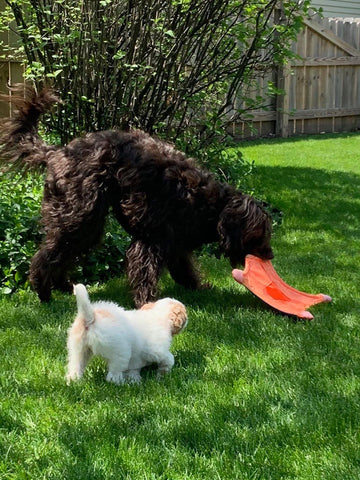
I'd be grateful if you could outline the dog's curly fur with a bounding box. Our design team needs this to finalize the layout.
[0,85,273,307]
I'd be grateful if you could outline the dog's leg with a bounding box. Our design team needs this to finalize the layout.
[30,244,78,301]
[126,240,165,307]
[167,252,211,290]
[157,352,175,378]
[30,201,108,301]
[105,349,132,384]
[106,360,127,384]
[66,340,92,384]
[52,270,73,294]
[106,370,125,385]
[29,249,53,302]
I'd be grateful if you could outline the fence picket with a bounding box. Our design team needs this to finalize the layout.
[233,15,360,138]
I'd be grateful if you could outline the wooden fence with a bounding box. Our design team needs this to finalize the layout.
[232,14,360,138]
[1,11,360,138]
[0,0,24,117]
[0,62,24,117]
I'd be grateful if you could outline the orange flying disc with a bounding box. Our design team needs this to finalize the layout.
[232,255,332,319]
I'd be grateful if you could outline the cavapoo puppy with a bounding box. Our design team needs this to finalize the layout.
[66,284,188,384]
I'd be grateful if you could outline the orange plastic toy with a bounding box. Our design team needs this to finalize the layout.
[232,255,332,319]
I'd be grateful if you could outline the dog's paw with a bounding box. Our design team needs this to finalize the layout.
[106,371,125,385]
[125,371,142,384]
[55,280,73,294]
[65,371,81,384]
[156,367,172,380]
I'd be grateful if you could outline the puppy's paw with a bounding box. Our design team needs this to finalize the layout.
[65,371,81,385]
[125,371,142,384]
[156,367,172,380]
[106,371,125,385]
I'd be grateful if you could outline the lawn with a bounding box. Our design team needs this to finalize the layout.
[1,133,360,479]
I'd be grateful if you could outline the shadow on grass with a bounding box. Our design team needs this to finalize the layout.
[249,165,360,282]
[252,164,360,233]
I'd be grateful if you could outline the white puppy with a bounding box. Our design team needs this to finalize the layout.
[66,284,188,384]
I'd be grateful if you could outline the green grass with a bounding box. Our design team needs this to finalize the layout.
[1,133,360,479]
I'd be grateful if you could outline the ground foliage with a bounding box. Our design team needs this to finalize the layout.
[0,171,131,294]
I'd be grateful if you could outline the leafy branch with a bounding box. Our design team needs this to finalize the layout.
[1,0,313,150]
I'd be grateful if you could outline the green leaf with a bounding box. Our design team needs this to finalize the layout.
[113,50,126,61]
[164,30,175,38]
[1,287,12,295]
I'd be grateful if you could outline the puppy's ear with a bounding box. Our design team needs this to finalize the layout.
[169,303,188,335]
[140,302,156,310]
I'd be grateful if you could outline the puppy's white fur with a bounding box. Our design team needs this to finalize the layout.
[66,284,188,384]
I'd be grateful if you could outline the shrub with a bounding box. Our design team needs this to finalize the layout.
[0,173,42,293]
[0,173,131,293]
[0,0,314,148]
[74,215,131,286]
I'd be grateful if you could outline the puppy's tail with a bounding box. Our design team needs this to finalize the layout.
[73,284,95,328]
[0,84,59,174]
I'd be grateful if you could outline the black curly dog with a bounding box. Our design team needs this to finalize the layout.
[0,86,273,306]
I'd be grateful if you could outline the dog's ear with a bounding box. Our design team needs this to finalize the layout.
[218,194,273,266]
[217,198,246,266]
[169,303,188,335]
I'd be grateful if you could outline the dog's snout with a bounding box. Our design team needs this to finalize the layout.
[257,247,274,260]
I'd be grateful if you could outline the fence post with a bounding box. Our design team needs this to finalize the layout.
[276,63,291,137]
[274,5,290,138]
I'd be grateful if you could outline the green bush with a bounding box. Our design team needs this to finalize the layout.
[0,173,131,293]
[75,215,131,285]
[201,145,255,189]
[0,173,42,294]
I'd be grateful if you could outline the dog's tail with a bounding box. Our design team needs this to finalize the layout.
[0,84,59,173]
[73,284,95,328]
